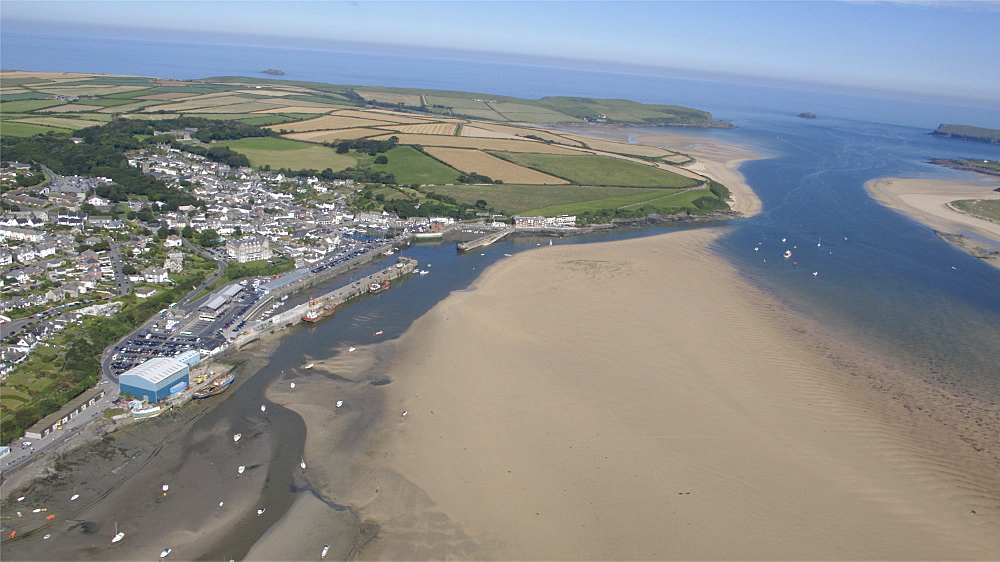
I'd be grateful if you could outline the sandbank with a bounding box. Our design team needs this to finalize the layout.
[867,176,1000,264]
[272,228,999,559]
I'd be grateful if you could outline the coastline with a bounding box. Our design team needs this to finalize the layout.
[266,228,999,559]
[866,176,1000,265]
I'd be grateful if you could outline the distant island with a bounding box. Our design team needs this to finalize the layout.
[261,69,285,75]
[798,112,817,119]
[930,124,1000,144]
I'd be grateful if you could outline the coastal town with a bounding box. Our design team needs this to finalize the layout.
[0,139,589,461]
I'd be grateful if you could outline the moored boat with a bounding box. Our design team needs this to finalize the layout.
[131,403,171,419]
[303,363,314,369]
[369,279,390,293]
[302,298,336,322]
[321,544,330,559]
[160,547,172,558]
[193,372,236,399]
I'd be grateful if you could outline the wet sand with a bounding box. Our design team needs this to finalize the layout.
[261,228,999,559]
[867,176,1000,264]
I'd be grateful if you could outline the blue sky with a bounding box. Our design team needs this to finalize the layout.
[3,1,999,104]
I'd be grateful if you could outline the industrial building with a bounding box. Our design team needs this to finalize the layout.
[119,356,191,403]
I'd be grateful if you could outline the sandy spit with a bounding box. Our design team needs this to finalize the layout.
[866,176,1000,264]
[264,228,999,560]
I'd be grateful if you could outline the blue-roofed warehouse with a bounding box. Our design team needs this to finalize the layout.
[119,356,190,402]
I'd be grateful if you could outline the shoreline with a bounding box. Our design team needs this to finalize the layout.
[866,176,1000,266]
[273,228,999,559]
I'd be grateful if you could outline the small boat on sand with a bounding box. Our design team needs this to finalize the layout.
[321,544,330,559]
[70,493,80,501]
[257,508,266,516]
[348,347,356,352]
[111,523,124,543]
[303,363,314,370]
[290,382,296,389]
[300,458,307,470]
[238,465,245,475]
[233,433,241,443]
[260,404,267,413]
[336,400,344,408]
[160,547,172,558]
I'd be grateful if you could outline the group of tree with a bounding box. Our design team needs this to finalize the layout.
[169,139,250,168]
[457,171,501,184]
[329,136,399,155]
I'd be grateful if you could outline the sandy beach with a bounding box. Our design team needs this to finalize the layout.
[260,228,999,560]
[867,176,1000,264]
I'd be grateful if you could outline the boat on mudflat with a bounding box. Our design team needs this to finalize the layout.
[193,372,236,399]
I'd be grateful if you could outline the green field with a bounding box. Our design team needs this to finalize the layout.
[217,137,356,170]
[0,121,72,136]
[492,152,700,188]
[368,145,460,185]
[524,186,712,216]
[1,99,66,112]
[426,183,657,215]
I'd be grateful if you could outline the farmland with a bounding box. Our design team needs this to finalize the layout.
[1,71,736,217]
[215,137,356,171]
[492,152,700,188]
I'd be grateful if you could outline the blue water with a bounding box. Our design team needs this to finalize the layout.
[4,30,999,393]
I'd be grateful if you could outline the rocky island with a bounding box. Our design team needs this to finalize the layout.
[930,123,1000,144]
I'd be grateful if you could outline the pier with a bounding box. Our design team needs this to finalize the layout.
[456,228,512,252]
[229,257,417,348]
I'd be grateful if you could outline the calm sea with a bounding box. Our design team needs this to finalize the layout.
[5,30,1000,559]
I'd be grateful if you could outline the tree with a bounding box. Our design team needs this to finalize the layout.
[475,199,488,209]
[181,225,194,239]
[198,229,219,247]
[374,155,388,165]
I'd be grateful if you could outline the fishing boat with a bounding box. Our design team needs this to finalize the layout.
[233,433,241,443]
[111,523,124,543]
[321,544,330,559]
[369,279,390,293]
[303,363,314,369]
[160,547,172,558]
[193,372,235,399]
[302,298,336,322]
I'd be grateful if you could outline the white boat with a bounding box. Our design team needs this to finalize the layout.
[303,363,314,369]
[260,404,267,413]
[783,250,793,259]
[336,400,344,408]
[238,465,245,475]
[290,382,296,389]
[161,484,169,493]
[257,508,266,516]
[321,544,330,559]
[280,295,289,301]
[373,330,383,336]
[419,269,428,275]
[111,522,124,543]
[300,458,307,470]
[160,547,172,558]
[348,347,356,352]
[70,493,80,501]
[43,534,51,540]
[233,433,241,443]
